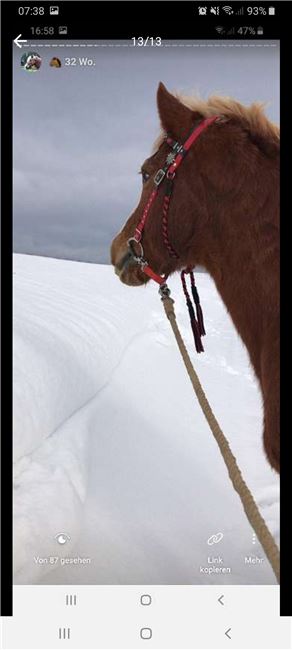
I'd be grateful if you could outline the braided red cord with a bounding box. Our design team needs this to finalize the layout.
[162,195,179,259]
[134,188,158,242]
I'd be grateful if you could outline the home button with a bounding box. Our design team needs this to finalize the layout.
[140,627,152,640]
[140,594,152,606]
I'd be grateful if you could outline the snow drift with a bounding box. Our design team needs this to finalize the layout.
[13,253,279,584]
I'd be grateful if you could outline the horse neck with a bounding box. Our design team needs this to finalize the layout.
[198,162,279,379]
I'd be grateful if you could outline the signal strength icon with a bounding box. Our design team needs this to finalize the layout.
[236,6,244,15]
[227,27,235,35]
[222,5,233,14]
[216,26,225,34]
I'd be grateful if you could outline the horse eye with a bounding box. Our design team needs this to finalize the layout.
[141,170,150,184]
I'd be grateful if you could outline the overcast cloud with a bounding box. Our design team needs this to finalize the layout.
[13,41,279,263]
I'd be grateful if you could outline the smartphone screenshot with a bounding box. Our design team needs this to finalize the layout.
[1,1,290,648]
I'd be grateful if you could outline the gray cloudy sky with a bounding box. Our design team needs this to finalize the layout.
[13,40,279,263]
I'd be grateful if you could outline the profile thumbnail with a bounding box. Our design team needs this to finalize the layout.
[20,51,42,72]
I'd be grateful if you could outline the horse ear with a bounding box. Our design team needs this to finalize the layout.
[157,82,194,138]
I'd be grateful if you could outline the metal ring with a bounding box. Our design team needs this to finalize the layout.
[166,170,176,180]
[127,237,144,260]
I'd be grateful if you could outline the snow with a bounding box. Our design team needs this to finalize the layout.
[13,253,279,585]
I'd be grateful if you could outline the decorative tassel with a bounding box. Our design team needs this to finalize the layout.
[181,269,204,353]
[190,271,206,336]
[186,297,204,353]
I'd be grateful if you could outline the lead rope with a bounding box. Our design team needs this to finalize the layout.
[160,290,280,583]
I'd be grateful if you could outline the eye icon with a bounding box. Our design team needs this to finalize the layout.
[54,532,71,545]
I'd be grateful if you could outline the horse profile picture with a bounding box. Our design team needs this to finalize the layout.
[49,57,62,68]
[20,51,42,72]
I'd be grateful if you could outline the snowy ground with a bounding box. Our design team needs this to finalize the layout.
[13,254,279,585]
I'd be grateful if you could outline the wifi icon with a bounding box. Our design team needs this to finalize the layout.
[222,5,233,14]
[216,26,225,34]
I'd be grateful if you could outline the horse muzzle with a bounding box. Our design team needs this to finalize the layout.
[114,248,148,286]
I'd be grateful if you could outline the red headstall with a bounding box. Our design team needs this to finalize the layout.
[127,115,219,352]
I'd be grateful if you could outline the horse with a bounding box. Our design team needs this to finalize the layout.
[111,82,279,473]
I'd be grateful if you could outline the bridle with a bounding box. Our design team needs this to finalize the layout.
[126,115,219,352]
[127,115,218,282]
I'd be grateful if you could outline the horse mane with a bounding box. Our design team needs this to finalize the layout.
[154,92,279,157]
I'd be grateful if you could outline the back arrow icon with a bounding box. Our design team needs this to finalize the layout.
[218,594,225,605]
[225,628,232,640]
[14,34,28,48]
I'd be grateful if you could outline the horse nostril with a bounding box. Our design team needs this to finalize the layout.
[115,250,134,273]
